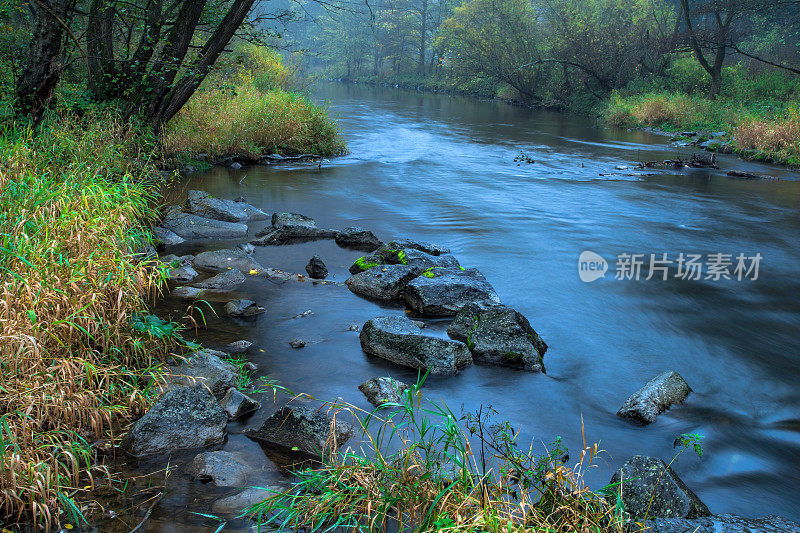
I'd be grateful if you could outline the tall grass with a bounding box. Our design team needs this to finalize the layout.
[161,45,346,158]
[0,112,173,529]
[242,379,623,532]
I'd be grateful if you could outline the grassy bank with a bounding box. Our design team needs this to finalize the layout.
[0,112,178,529]
[163,46,346,160]
[603,92,800,166]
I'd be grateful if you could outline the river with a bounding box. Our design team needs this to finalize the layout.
[143,83,800,531]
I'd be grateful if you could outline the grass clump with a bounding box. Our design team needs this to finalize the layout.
[161,45,346,159]
[242,381,622,532]
[0,111,175,529]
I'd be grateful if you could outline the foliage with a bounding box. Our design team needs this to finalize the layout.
[0,111,176,529]
[239,382,622,532]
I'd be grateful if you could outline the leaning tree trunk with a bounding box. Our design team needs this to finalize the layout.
[15,0,71,123]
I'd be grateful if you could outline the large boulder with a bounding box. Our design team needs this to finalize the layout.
[403,267,501,316]
[359,377,412,406]
[192,268,246,290]
[161,206,248,239]
[193,249,264,274]
[617,371,692,424]
[220,388,260,420]
[346,264,420,301]
[644,514,800,533]
[121,385,227,456]
[168,349,239,398]
[335,227,382,251]
[359,316,472,375]
[246,405,354,459]
[186,190,268,222]
[185,451,250,487]
[387,239,450,256]
[609,455,710,520]
[447,302,547,372]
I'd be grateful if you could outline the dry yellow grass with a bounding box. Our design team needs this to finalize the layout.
[0,114,173,529]
[734,109,800,163]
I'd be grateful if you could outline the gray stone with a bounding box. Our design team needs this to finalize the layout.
[246,405,354,459]
[617,371,692,424]
[251,226,338,246]
[643,514,800,533]
[448,302,547,372]
[172,286,206,299]
[186,190,268,222]
[387,239,450,256]
[359,377,412,406]
[212,486,285,514]
[168,349,239,398]
[220,388,260,420]
[402,249,460,271]
[349,253,387,274]
[154,226,185,246]
[162,207,248,239]
[272,212,317,229]
[359,316,471,375]
[168,264,199,283]
[230,162,242,169]
[222,340,253,353]
[609,455,710,520]
[305,255,328,279]
[186,451,250,487]
[193,249,264,274]
[403,267,501,316]
[700,139,723,151]
[121,385,227,456]
[346,264,420,301]
[192,268,246,290]
[225,299,266,317]
[237,242,255,254]
[290,339,307,349]
[335,226,382,251]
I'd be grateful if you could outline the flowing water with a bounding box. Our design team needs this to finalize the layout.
[137,83,800,531]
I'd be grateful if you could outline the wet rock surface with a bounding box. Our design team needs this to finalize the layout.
[185,451,250,487]
[168,264,199,283]
[387,238,450,256]
[618,371,692,424]
[162,206,248,239]
[193,249,264,273]
[346,264,420,300]
[272,212,318,228]
[335,226,382,251]
[360,316,472,374]
[246,405,354,459]
[220,388,260,420]
[305,255,328,279]
[168,349,239,398]
[225,299,266,317]
[251,225,338,245]
[121,385,227,456]
[192,268,246,290]
[448,302,547,372]
[643,514,800,533]
[186,190,268,222]
[610,455,710,519]
[154,226,185,246]
[359,377,412,406]
[403,267,501,316]
[211,486,286,515]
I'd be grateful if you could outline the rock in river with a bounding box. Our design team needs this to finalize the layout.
[212,486,286,515]
[121,385,227,456]
[387,239,450,256]
[161,206,248,239]
[644,514,800,533]
[359,377,412,406]
[305,255,328,279]
[192,268,246,290]
[359,316,472,375]
[272,212,317,228]
[193,248,264,274]
[447,302,547,372]
[609,455,710,519]
[403,267,501,316]
[186,451,250,487]
[186,190,268,222]
[246,405,354,459]
[346,264,420,301]
[335,226,382,251]
[251,225,338,246]
[168,264,199,283]
[168,349,239,398]
[154,226,185,246]
[220,388,260,420]
[617,371,692,424]
[225,299,266,317]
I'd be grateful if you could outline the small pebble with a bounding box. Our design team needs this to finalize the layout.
[289,339,307,349]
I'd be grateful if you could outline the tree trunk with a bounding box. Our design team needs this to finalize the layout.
[87,0,118,99]
[15,0,71,122]
[145,0,256,128]
[417,0,428,76]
